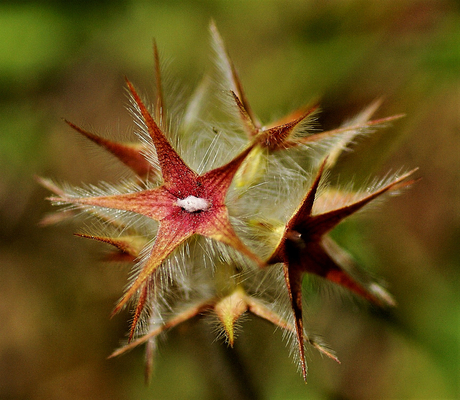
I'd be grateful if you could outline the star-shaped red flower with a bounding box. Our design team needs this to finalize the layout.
[50,79,264,337]
[211,22,403,155]
[267,160,417,380]
[108,276,339,383]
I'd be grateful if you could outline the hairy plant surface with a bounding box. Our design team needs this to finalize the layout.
[39,22,417,382]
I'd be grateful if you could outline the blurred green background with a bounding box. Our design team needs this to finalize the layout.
[1,0,459,399]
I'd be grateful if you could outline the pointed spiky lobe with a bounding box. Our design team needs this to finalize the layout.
[64,120,157,180]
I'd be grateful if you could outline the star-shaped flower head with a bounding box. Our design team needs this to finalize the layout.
[210,21,319,150]
[39,24,418,385]
[266,159,417,380]
[108,262,339,383]
[49,78,264,338]
[209,21,404,189]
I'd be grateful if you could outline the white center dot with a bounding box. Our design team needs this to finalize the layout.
[176,195,210,213]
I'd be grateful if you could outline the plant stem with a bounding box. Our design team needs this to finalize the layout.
[193,323,262,400]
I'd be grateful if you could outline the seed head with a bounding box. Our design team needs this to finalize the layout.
[39,22,417,383]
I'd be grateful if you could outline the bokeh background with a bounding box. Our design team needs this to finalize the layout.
[1,0,459,399]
